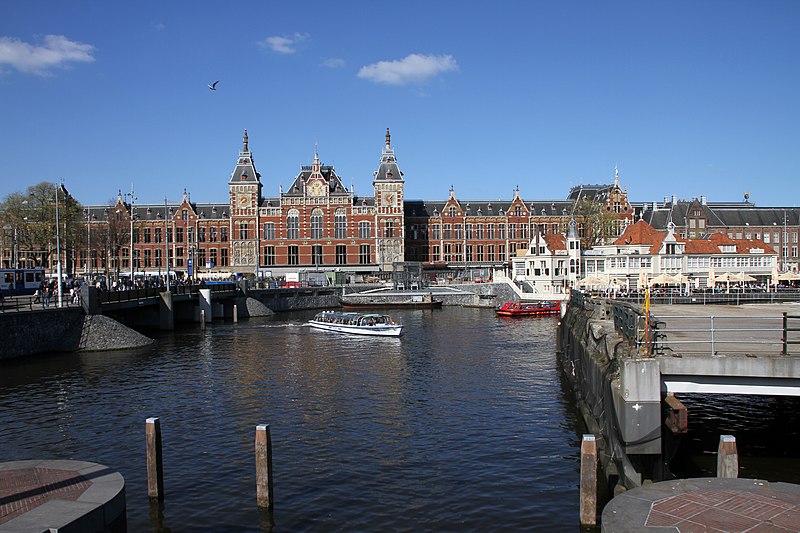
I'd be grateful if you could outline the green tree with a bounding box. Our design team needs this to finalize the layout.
[573,197,619,250]
[0,182,84,273]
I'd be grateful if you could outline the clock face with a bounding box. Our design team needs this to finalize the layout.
[309,181,325,197]
[238,195,249,208]
[384,193,395,206]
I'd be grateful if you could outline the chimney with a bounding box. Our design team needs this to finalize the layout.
[700,195,707,205]
[672,195,677,204]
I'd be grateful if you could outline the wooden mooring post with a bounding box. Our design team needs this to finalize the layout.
[146,417,164,500]
[717,435,738,478]
[200,309,206,330]
[255,424,274,510]
[233,304,238,323]
[580,434,597,526]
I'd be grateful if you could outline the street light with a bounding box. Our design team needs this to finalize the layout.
[55,183,64,308]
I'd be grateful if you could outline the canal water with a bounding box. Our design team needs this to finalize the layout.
[0,308,587,532]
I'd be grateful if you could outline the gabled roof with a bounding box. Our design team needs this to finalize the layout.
[542,233,566,251]
[228,130,260,185]
[614,219,661,245]
[284,152,349,197]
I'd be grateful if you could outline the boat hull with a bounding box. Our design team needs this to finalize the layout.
[495,301,561,317]
[308,320,403,337]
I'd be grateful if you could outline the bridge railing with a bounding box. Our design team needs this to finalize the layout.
[782,313,800,355]
[647,314,796,356]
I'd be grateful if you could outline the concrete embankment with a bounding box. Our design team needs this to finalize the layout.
[0,309,154,361]
[558,298,656,491]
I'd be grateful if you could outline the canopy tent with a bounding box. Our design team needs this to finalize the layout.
[731,272,756,282]
[771,265,780,286]
[778,271,800,281]
[708,267,716,287]
[648,273,677,286]
[579,274,609,287]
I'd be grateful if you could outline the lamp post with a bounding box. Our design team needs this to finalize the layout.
[164,197,170,289]
[55,183,64,308]
[85,207,92,278]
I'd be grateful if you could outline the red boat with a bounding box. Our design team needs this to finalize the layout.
[495,300,561,317]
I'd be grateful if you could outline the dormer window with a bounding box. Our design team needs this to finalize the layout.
[241,172,248,181]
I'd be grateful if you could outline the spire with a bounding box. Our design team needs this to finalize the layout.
[312,146,321,173]
[385,128,391,151]
[614,163,619,188]
[243,129,249,152]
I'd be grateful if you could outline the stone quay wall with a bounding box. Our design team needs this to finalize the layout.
[0,309,154,361]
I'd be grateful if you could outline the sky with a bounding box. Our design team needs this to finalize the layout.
[1,1,799,208]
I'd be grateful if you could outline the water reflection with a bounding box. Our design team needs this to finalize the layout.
[2,308,582,531]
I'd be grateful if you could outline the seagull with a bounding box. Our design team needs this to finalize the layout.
[208,80,219,91]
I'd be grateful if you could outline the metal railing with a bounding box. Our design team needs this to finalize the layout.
[646,314,797,356]
[0,294,78,313]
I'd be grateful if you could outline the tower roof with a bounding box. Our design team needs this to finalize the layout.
[229,129,261,184]
[373,128,404,183]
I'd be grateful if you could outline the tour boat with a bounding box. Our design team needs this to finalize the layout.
[495,300,561,317]
[308,311,403,337]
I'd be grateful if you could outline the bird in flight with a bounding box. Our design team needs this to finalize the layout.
[208,80,220,91]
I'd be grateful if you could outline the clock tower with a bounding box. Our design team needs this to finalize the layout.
[228,129,262,271]
[373,128,405,271]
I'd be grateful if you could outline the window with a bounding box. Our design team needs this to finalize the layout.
[432,224,441,240]
[498,224,506,240]
[154,228,162,243]
[287,209,299,239]
[197,248,206,267]
[335,209,347,239]
[477,245,484,262]
[182,209,188,221]
[448,207,457,217]
[466,245,473,262]
[209,248,217,267]
[176,227,184,243]
[144,249,152,267]
[385,220,394,238]
[336,244,346,265]
[209,227,217,242]
[443,224,451,239]
[155,249,162,267]
[311,208,324,239]
[359,221,371,239]
[220,248,228,266]
[509,224,517,239]
[312,244,323,265]
[359,244,371,264]
[176,248,184,267]
[263,222,275,240]
[220,227,228,242]
[187,227,194,243]
[288,245,299,265]
[432,245,440,261]
[239,223,248,240]
[264,246,275,266]
[144,228,151,243]
[198,227,206,242]
[455,224,462,239]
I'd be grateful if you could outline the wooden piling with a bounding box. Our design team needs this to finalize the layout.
[233,304,238,323]
[579,434,597,526]
[145,417,164,500]
[717,435,738,478]
[255,424,274,510]
[200,309,206,330]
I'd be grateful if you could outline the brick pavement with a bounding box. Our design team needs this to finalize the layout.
[0,467,92,525]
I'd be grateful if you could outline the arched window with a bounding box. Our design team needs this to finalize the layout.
[310,208,324,239]
[359,221,371,239]
[287,209,299,239]
[334,208,347,239]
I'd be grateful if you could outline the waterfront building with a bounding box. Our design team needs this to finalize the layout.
[508,218,582,296]
[582,219,779,290]
[4,129,798,283]
[638,196,800,273]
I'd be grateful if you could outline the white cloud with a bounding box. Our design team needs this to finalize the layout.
[0,34,95,76]
[357,53,458,86]
[322,57,345,68]
[260,33,309,54]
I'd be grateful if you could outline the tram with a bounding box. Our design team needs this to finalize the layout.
[0,268,46,295]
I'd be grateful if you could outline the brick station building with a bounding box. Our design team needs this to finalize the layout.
[56,129,798,282]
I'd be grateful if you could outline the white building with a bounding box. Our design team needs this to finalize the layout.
[581,219,778,290]
[510,219,581,295]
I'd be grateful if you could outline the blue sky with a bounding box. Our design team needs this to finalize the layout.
[1,1,798,207]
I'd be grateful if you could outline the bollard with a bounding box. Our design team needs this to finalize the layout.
[579,434,597,526]
[146,417,164,500]
[233,304,238,323]
[200,309,206,330]
[717,435,738,478]
[255,424,274,510]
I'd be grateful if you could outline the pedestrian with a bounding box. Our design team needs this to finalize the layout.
[42,286,51,308]
[33,287,41,303]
